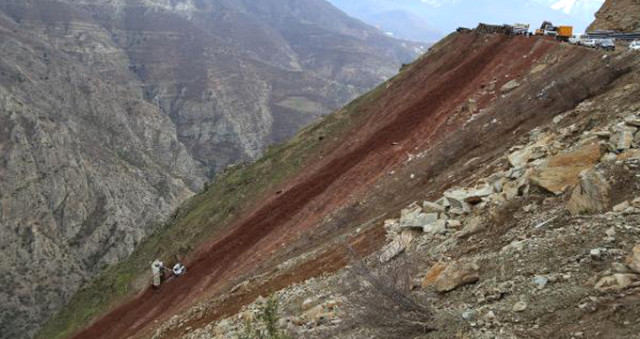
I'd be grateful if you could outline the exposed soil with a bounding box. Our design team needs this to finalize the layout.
[69,33,634,339]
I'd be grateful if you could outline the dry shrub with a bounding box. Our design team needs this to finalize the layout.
[342,250,434,338]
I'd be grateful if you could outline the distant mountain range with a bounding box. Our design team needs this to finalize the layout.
[0,0,422,337]
[327,0,605,42]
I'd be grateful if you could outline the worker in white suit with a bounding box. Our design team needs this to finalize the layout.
[151,259,165,287]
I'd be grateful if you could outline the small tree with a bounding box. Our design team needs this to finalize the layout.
[237,296,292,339]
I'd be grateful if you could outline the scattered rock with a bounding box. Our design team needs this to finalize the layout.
[567,169,611,215]
[501,79,520,94]
[456,216,485,238]
[433,261,480,293]
[530,64,547,75]
[445,186,493,205]
[613,201,630,212]
[424,219,447,234]
[302,298,315,311]
[379,229,420,262]
[502,177,529,201]
[399,203,423,228]
[624,115,640,127]
[534,216,557,229]
[592,129,612,138]
[502,239,527,252]
[482,310,497,322]
[379,239,405,263]
[508,146,546,168]
[590,248,604,260]
[447,220,462,229]
[230,280,250,293]
[421,263,448,288]
[612,127,636,150]
[532,276,549,289]
[462,309,477,321]
[423,201,445,213]
[512,301,527,312]
[605,227,616,237]
[612,262,630,273]
[627,245,640,274]
[383,219,400,235]
[595,274,638,292]
[435,196,451,208]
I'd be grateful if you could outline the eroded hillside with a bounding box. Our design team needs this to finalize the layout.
[0,1,423,338]
[42,29,640,339]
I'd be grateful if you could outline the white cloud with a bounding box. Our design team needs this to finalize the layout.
[549,0,604,14]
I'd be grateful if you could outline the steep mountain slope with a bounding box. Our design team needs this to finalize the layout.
[41,29,640,339]
[0,1,422,338]
[588,0,640,32]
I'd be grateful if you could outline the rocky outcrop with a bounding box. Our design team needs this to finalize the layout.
[0,1,422,337]
[0,18,204,338]
[588,0,640,32]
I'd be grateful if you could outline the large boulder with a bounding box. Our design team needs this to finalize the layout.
[611,125,637,151]
[379,229,420,263]
[507,132,555,168]
[399,203,425,228]
[508,146,546,168]
[423,261,480,293]
[530,143,602,195]
[423,201,446,213]
[567,169,611,215]
[444,185,493,213]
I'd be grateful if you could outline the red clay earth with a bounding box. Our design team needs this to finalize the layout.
[69,33,598,339]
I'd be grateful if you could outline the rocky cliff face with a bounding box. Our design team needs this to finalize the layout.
[0,1,421,338]
[588,0,640,32]
[0,12,204,339]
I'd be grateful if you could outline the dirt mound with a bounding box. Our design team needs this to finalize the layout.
[588,0,640,32]
[68,32,633,339]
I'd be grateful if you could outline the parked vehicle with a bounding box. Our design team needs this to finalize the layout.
[535,21,572,41]
[630,41,640,51]
[580,39,598,48]
[597,38,616,51]
[556,26,573,42]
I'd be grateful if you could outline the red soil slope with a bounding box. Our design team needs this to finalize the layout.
[69,33,618,339]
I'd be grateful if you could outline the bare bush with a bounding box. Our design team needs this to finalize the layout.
[342,250,434,338]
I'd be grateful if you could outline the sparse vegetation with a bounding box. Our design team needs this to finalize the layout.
[344,254,434,338]
[237,296,292,339]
